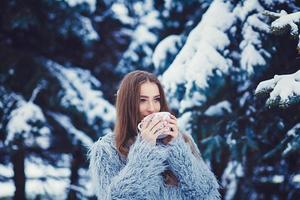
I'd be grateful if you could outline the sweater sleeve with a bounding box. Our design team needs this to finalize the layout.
[89,135,168,200]
[167,133,220,200]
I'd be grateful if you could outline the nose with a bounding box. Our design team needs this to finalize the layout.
[147,101,155,112]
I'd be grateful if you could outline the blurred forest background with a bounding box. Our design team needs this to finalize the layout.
[1,0,300,199]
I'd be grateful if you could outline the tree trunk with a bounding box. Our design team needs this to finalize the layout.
[12,147,26,200]
[67,146,84,200]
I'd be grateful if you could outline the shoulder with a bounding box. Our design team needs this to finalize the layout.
[88,132,118,160]
[97,131,115,146]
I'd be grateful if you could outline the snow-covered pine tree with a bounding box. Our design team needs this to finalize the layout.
[1,0,300,199]
[114,0,165,75]
[115,0,208,75]
[42,59,116,199]
[256,9,300,108]
[155,0,300,199]
[254,8,300,199]
[0,0,116,199]
[0,85,51,199]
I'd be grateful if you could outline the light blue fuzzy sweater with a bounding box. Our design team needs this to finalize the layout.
[89,132,220,200]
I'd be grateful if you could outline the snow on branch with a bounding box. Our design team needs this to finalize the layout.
[161,0,269,112]
[237,1,270,76]
[264,10,300,51]
[161,0,236,112]
[264,10,300,37]
[283,123,300,156]
[255,70,300,107]
[5,100,50,149]
[45,60,115,131]
[65,0,96,12]
[116,0,162,74]
[59,14,99,43]
[1,86,50,149]
[49,112,94,147]
[152,35,181,72]
[78,15,99,42]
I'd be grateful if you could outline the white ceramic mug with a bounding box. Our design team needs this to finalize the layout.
[137,112,171,139]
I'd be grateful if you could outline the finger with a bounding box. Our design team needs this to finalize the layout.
[170,115,177,120]
[153,129,164,137]
[143,114,156,129]
[163,126,175,134]
[142,114,157,130]
[149,121,165,133]
[168,123,178,132]
[147,117,161,131]
[166,118,177,125]
[153,126,170,135]
[149,114,168,128]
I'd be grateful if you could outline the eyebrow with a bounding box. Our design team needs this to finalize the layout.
[140,95,160,98]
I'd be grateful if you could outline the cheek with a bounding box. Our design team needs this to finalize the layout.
[155,103,161,111]
[139,103,146,113]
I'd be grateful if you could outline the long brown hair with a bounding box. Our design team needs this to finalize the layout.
[114,70,200,186]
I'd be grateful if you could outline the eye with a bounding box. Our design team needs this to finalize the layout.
[140,99,147,102]
[154,98,160,102]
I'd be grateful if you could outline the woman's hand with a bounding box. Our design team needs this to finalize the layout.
[139,115,170,145]
[162,115,179,144]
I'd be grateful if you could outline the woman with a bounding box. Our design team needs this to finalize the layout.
[89,70,220,199]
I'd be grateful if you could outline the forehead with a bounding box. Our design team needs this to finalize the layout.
[140,82,160,96]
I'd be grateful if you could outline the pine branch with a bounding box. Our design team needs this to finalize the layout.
[264,10,300,37]
[255,70,300,108]
[264,10,300,53]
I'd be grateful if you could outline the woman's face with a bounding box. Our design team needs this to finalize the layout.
[139,81,161,120]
